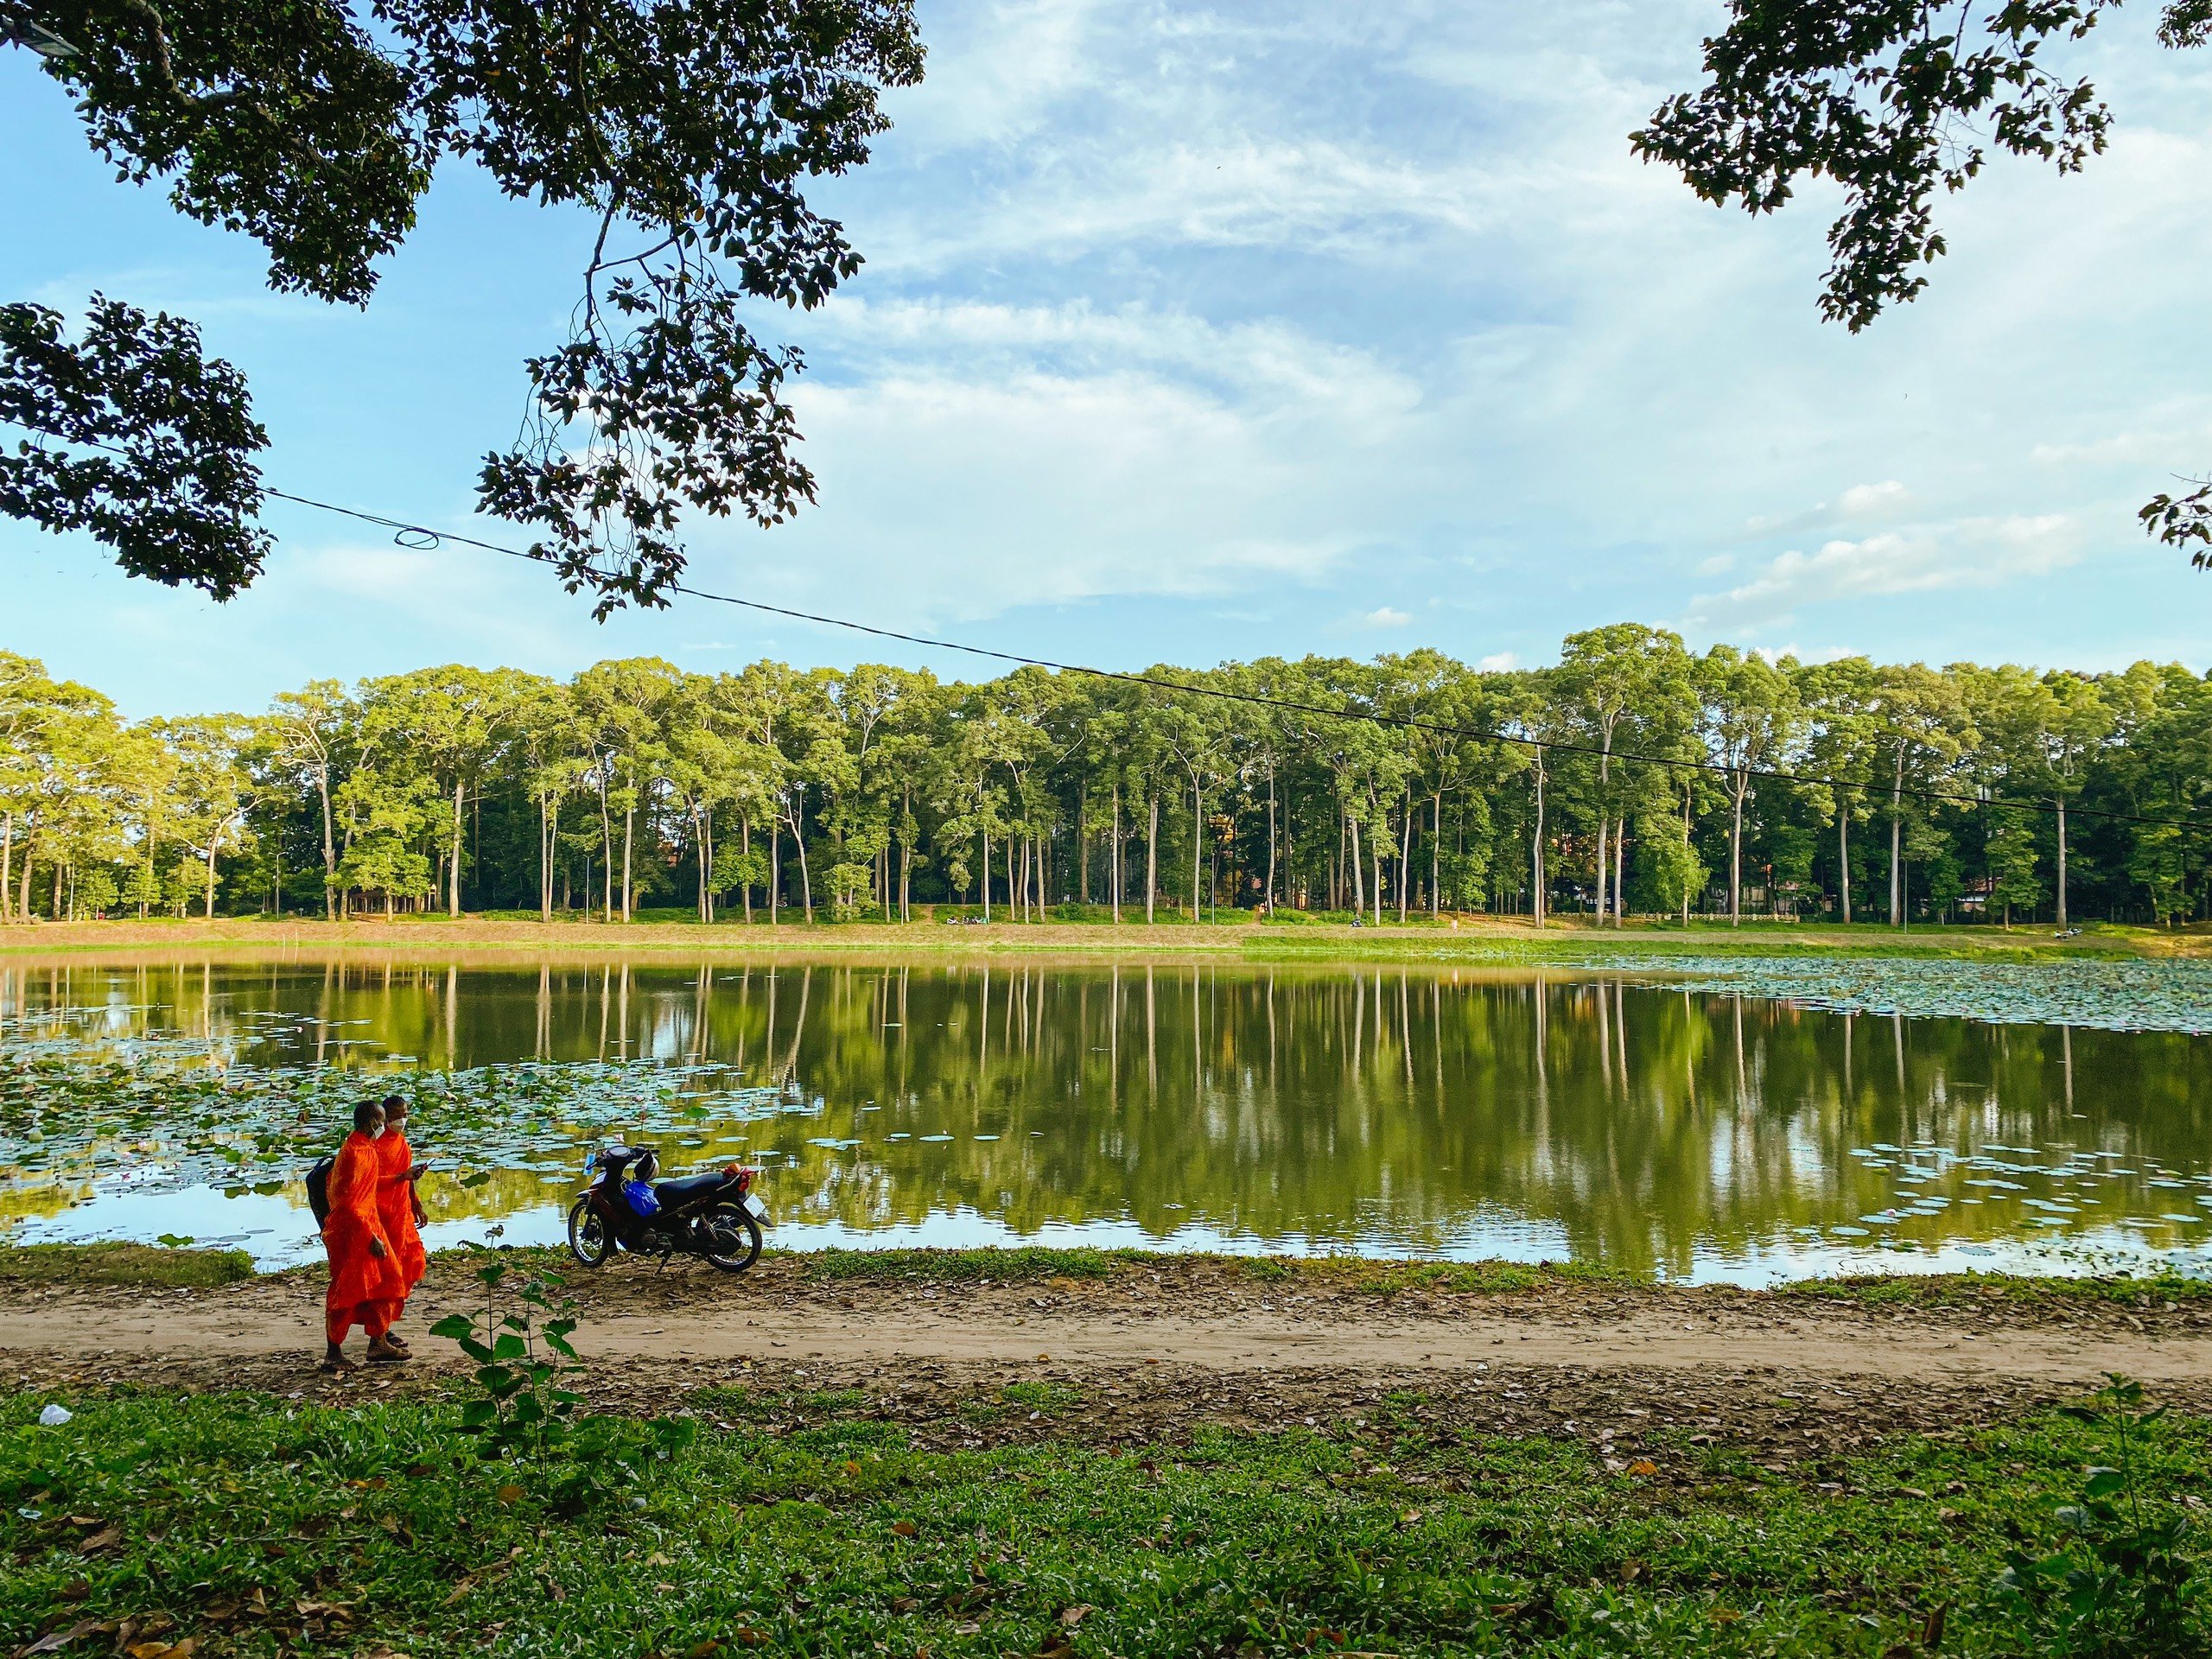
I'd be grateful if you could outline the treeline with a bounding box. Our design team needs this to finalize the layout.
[2,627,2206,928]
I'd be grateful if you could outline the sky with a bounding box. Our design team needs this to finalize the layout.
[4,1,2211,720]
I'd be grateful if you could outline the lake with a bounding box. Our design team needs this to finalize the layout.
[3,953,2210,1283]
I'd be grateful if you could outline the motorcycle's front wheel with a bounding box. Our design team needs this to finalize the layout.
[700,1201,763,1273]
[568,1198,613,1268]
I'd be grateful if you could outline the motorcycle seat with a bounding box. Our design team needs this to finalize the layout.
[655,1172,730,1202]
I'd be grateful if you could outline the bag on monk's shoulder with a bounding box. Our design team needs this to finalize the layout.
[305,1155,337,1228]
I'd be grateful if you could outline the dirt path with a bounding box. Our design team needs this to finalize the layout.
[6,1255,2207,1386]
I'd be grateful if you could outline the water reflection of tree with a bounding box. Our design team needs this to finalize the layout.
[9,959,2210,1270]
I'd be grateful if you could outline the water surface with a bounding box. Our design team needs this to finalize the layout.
[3,955,2209,1282]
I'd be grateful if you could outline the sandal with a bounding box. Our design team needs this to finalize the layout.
[365,1346,410,1365]
[318,1357,357,1376]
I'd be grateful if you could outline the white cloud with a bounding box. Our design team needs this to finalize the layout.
[1477,652,1519,671]
[1363,606,1412,627]
[1838,480,1911,518]
[1688,516,2087,632]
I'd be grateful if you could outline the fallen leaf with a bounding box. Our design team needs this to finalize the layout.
[731,1629,768,1649]
[891,1521,917,1539]
[685,1641,722,1659]
[842,1460,861,1478]
[1058,1605,1092,1627]
[58,1583,91,1606]
[495,1484,524,1506]
[20,1621,105,1656]
[1625,1460,1659,1478]
[441,1580,474,1609]
[77,1528,120,1554]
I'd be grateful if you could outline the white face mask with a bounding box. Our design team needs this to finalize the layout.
[368,1124,386,1139]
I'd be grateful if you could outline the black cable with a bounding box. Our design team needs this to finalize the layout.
[254,486,2209,836]
[9,416,2208,834]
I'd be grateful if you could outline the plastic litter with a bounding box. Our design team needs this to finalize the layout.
[38,1404,72,1427]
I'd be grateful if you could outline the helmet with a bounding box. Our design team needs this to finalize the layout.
[632,1147,659,1181]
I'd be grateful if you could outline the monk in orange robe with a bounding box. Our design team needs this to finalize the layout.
[375,1093,429,1349]
[321,1098,408,1371]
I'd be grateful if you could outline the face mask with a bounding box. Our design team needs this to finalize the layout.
[368,1125,385,1139]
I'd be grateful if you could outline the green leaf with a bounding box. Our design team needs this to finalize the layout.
[2082,1467,2126,1499]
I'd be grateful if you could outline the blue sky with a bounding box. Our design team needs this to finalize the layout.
[5,1,2211,719]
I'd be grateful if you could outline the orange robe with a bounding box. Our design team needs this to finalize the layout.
[377,1128,428,1293]
[322,1130,405,1345]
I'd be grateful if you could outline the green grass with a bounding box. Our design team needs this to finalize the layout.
[0,1242,255,1289]
[2,1385,2206,1658]
[1275,1256,1647,1295]
[1770,1270,2212,1307]
[782,1245,1133,1283]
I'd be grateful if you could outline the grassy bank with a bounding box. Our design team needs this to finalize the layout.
[0,1242,256,1290]
[3,1376,2206,1659]
[19,1239,2206,1310]
[2,912,2199,963]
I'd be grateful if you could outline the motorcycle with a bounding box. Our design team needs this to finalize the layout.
[566,1144,769,1272]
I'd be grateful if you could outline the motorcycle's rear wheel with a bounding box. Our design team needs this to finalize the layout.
[568,1198,613,1268]
[700,1201,763,1273]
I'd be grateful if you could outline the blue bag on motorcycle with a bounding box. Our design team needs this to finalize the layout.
[621,1178,659,1217]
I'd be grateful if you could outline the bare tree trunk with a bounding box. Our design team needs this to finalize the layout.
[540,795,553,922]
[792,794,813,921]
[1614,821,1625,924]
[1,811,11,924]
[598,779,614,923]
[1111,783,1122,925]
[1349,815,1366,916]
[741,817,753,924]
[1888,749,1904,927]
[1192,780,1203,919]
[1531,754,1547,928]
[1398,794,1413,924]
[770,811,780,926]
[317,764,337,920]
[980,822,990,922]
[449,775,465,918]
[2056,797,2069,928]
[1729,779,1746,926]
[1265,769,1279,917]
[1593,813,1609,924]
[1681,781,1693,925]
[1145,797,1158,925]
[1430,791,1440,918]
[204,837,218,918]
[1839,808,1851,924]
[622,801,634,923]
[1007,833,1019,924]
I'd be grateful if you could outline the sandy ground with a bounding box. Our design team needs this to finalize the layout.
[7,1256,2209,1466]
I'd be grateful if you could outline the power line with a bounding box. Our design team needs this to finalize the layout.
[250,484,2211,836]
[7,416,2207,834]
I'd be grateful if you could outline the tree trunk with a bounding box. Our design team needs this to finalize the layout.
[621,801,634,923]
[540,795,553,923]
[1192,780,1203,919]
[1888,749,1905,928]
[980,821,991,922]
[1398,793,1413,924]
[598,780,614,923]
[1266,769,1279,917]
[448,775,464,918]
[792,794,813,920]
[1681,781,1693,925]
[741,817,753,924]
[1839,807,1851,925]
[1007,833,1019,924]
[1349,815,1366,916]
[317,763,337,921]
[2,810,12,924]
[1430,791,1441,918]
[1145,796,1159,925]
[1593,812,1609,924]
[1531,754,1547,927]
[204,836,218,919]
[1111,782,1122,925]
[770,812,780,926]
[1613,819,1625,924]
[2056,798,2069,928]
[1077,791,1088,906]
[1729,778,1745,926]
